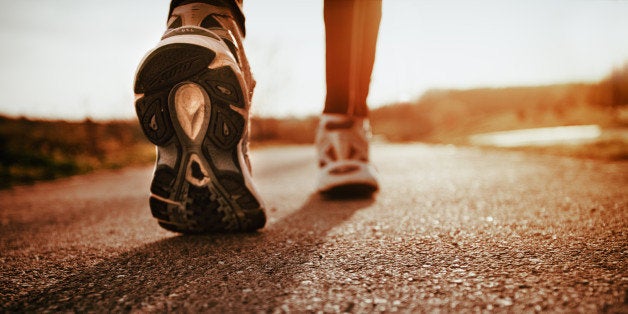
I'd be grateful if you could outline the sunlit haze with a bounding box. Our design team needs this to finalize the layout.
[0,0,627,120]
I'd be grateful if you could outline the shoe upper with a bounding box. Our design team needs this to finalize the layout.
[316,114,371,168]
[315,114,379,192]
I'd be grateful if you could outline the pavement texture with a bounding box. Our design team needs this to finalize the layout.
[1,143,627,313]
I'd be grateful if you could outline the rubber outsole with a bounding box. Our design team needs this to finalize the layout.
[320,183,378,200]
[135,42,265,233]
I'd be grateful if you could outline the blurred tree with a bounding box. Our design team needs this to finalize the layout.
[590,63,628,108]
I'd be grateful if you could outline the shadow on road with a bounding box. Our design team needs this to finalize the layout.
[9,194,375,311]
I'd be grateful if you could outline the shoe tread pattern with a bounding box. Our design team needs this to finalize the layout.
[135,43,265,233]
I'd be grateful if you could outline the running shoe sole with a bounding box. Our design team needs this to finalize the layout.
[318,162,379,199]
[134,40,265,233]
[321,184,378,199]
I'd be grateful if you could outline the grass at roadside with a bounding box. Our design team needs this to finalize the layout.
[0,116,154,189]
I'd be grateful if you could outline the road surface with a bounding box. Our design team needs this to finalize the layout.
[1,144,627,312]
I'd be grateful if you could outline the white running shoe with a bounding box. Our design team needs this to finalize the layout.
[133,3,265,233]
[315,114,379,197]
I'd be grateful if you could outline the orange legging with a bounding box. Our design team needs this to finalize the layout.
[324,0,381,117]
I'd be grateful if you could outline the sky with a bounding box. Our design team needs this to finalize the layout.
[0,0,627,120]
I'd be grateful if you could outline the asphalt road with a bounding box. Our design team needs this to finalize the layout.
[1,144,627,313]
